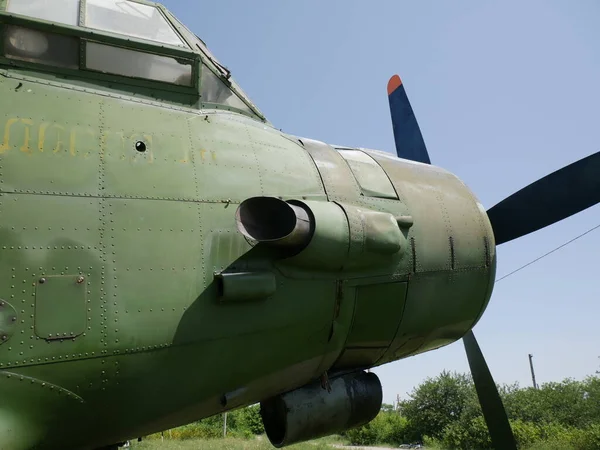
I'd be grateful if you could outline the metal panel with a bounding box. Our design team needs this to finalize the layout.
[0,299,17,344]
[346,282,408,347]
[367,149,489,272]
[248,128,325,200]
[0,80,102,196]
[298,138,361,201]
[338,149,398,199]
[101,97,197,200]
[34,274,87,340]
[377,268,493,365]
[333,281,408,370]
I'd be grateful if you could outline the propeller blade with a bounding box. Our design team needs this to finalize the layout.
[487,150,600,245]
[463,330,517,450]
[387,75,431,164]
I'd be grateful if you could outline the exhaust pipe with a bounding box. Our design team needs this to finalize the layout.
[235,197,313,250]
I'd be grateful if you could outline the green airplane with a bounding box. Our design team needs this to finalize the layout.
[0,1,599,449]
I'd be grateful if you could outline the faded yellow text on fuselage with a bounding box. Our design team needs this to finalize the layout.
[0,117,215,163]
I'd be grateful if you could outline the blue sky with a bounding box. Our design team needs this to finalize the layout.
[161,0,600,403]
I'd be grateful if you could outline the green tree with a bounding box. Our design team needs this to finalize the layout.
[381,403,395,413]
[399,370,475,441]
[502,378,597,429]
[235,404,264,435]
[344,410,408,446]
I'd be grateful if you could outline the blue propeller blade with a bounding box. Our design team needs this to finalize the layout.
[387,74,431,164]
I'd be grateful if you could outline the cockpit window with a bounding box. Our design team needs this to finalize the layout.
[86,42,193,86]
[3,25,79,69]
[6,0,80,26]
[2,0,267,120]
[7,0,188,49]
[84,0,187,48]
[200,63,253,114]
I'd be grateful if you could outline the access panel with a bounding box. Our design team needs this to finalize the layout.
[332,280,408,370]
[35,274,87,340]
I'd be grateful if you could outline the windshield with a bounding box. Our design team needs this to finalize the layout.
[6,0,188,48]
[6,0,80,26]
[167,13,264,120]
[85,0,187,47]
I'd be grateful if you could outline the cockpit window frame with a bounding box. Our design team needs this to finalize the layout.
[0,12,200,94]
[160,6,267,122]
[82,39,198,87]
[0,1,268,122]
[80,0,188,49]
[2,0,187,47]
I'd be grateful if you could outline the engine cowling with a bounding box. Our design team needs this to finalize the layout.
[235,196,406,271]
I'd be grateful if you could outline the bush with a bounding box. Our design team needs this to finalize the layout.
[441,416,492,450]
[396,370,600,449]
[145,371,600,450]
[524,439,576,450]
[373,411,409,445]
[344,410,409,446]
[399,371,474,441]
[345,422,377,446]
[511,420,543,448]
[235,404,264,436]
[422,435,444,449]
[146,405,265,441]
[503,378,600,430]
[570,423,600,450]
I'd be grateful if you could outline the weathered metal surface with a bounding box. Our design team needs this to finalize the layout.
[34,274,87,340]
[0,300,17,344]
[216,271,277,302]
[333,281,408,370]
[296,137,361,201]
[337,149,398,199]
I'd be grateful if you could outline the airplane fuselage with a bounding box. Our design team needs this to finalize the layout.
[0,62,496,448]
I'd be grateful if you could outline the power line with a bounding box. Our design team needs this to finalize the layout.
[496,223,600,283]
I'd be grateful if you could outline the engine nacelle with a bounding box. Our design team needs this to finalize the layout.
[260,371,382,448]
[235,196,406,271]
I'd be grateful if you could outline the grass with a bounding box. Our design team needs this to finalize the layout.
[129,436,340,450]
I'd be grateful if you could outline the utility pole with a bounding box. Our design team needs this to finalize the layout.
[528,354,538,389]
[223,412,228,437]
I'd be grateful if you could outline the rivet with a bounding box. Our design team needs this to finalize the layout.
[39,278,46,284]
[77,276,85,284]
